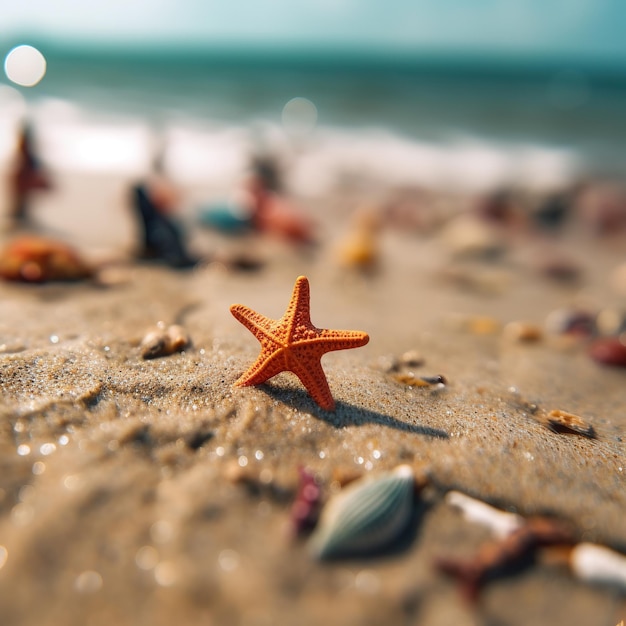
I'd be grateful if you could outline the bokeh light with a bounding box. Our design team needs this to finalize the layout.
[281,97,318,137]
[4,45,47,87]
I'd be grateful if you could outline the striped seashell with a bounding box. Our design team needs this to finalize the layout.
[309,464,415,559]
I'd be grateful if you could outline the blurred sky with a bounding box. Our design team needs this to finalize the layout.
[2,0,626,64]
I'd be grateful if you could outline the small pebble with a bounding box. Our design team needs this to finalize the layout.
[588,337,626,367]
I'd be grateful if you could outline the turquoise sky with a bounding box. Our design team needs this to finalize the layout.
[3,0,626,62]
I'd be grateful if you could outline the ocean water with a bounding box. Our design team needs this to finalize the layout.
[2,46,626,194]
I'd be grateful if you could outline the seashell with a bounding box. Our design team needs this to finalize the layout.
[0,235,92,283]
[309,464,415,559]
[141,324,191,359]
[570,543,626,590]
[165,325,189,351]
[546,409,596,438]
[588,337,626,367]
[141,329,167,359]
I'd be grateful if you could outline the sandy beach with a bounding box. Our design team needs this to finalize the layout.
[0,164,625,626]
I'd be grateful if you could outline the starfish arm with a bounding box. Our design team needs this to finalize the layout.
[285,276,312,341]
[234,349,288,387]
[230,304,279,345]
[301,328,370,352]
[290,359,336,411]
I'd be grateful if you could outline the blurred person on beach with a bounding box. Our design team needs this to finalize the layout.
[130,152,199,268]
[7,122,53,226]
[199,152,316,247]
[246,155,316,247]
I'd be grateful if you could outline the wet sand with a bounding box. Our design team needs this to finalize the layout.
[0,170,625,626]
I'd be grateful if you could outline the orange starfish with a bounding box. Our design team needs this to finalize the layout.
[230,275,369,410]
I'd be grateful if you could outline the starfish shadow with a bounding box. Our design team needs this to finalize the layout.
[260,385,449,439]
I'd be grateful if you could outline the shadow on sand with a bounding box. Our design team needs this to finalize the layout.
[261,384,449,439]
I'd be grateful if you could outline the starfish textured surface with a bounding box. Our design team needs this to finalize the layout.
[230,275,369,410]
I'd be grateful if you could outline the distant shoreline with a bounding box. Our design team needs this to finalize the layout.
[4,36,626,86]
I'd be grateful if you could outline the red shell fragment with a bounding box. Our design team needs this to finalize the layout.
[588,337,626,368]
[0,236,92,283]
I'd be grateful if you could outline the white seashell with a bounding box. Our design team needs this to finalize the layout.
[445,491,523,538]
[309,464,415,559]
[165,324,190,352]
[570,543,626,589]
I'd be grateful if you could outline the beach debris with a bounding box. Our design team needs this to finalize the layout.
[393,373,447,388]
[290,467,322,537]
[502,321,543,343]
[445,491,523,539]
[435,516,576,601]
[140,323,191,359]
[308,464,415,559]
[546,409,596,438]
[336,208,381,274]
[570,543,626,590]
[545,307,595,337]
[230,275,369,411]
[588,337,626,367]
[0,235,92,283]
